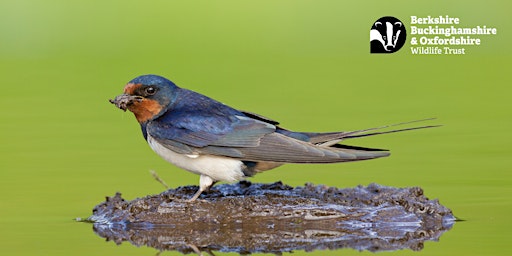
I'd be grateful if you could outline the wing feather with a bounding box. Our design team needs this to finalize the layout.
[230,133,389,163]
[152,131,389,163]
[147,115,276,150]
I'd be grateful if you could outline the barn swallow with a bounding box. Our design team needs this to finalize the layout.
[110,75,437,201]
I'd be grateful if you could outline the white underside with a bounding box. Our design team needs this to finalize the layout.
[147,134,246,183]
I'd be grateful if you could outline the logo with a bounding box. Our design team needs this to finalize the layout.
[370,16,407,53]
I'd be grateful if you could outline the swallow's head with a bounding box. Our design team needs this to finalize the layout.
[110,74,178,123]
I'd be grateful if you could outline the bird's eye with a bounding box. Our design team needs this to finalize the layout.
[145,86,157,96]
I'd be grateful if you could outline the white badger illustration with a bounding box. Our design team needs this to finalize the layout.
[370,21,403,52]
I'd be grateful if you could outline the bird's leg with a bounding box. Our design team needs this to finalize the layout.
[188,189,203,202]
[188,175,215,202]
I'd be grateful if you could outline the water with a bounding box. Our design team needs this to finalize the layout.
[1,1,511,255]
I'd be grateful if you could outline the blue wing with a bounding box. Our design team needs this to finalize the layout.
[146,88,276,151]
[145,88,391,163]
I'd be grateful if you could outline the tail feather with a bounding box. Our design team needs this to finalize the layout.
[332,146,390,160]
[343,125,440,139]
[306,118,440,146]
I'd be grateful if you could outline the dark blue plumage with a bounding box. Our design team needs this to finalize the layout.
[143,86,275,150]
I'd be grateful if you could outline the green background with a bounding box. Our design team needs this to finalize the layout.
[1,0,510,255]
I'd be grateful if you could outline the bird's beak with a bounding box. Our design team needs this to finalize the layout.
[109,94,143,111]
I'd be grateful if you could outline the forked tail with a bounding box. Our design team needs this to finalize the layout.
[306,118,440,147]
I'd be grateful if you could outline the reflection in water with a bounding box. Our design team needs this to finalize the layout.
[87,182,456,254]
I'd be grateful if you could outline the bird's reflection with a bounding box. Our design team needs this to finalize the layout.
[93,217,454,254]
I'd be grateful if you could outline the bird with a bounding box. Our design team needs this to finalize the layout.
[109,74,437,201]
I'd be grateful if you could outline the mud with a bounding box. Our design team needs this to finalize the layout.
[87,181,455,254]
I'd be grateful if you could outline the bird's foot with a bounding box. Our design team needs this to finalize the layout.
[187,188,204,202]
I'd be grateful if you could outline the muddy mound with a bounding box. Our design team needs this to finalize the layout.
[87,181,455,254]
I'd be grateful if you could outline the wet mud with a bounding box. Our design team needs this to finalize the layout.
[87,181,455,254]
